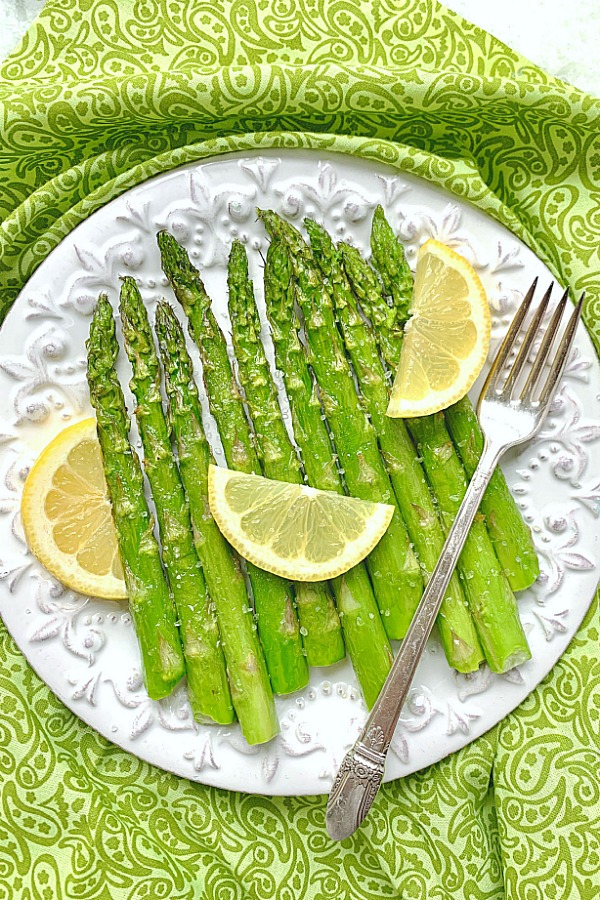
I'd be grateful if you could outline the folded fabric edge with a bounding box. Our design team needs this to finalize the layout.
[0,129,562,323]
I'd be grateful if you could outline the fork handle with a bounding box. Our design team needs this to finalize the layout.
[326,439,502,841]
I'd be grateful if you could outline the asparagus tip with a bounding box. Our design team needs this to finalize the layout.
[88,293,114,350]
[119,274,149,340]
[157,229,195,283]
[229,238,247,266]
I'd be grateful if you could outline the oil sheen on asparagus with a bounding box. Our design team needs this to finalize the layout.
[227,240,345,668]
[258,209,423,642]
[158,230,308,696]
[120,277,233,725]
[263,237,394,707]
[155,302,278,744]
[86,294,185,700]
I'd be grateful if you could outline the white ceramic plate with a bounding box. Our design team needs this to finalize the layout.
[1,149,599,795]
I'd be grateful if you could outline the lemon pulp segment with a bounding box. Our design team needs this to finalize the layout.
[21,418,126,599]
[387,240,491,418]
[208,465,394,582]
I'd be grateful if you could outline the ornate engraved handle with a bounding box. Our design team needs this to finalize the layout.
[326,727,387,838]
[326,441,502,841]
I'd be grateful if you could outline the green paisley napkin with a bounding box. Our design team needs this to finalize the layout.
[1,1,599,897]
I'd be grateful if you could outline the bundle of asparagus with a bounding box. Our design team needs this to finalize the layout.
[86,295,186,701]
[83,203,538,739]
[119,277,234,725]
[157,230,309,697]
[155,303,278,744]
[304,218,483,674]
[343,209,533,671]
[264,239,394,707]
[88,288,278,742]
[258,210,423,642]
[227,241,345,669]
[368,206,540,593]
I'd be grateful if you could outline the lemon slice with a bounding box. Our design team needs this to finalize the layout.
[208,465,394,582]
[21,418,126,600]
[387,239,491,418]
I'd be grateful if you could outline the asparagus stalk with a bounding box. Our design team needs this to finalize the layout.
[155,302,278,744]
[306,218,483,673]
[157,231,308,696]
[227,241,345,668]
[368,206,539,591]
[369,204,413,324]
[340,241,403,372]
[86,294,185,700]
[257,209,422,641]
[444,397,540,590]
[407,414,531,672]
[264,238,393,707]
[119,277,233,724]
[342,239,531,672]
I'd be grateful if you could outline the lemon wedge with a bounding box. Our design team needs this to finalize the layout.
[21,418,126,599]
[387,239,491,418]
[208,465,394,582]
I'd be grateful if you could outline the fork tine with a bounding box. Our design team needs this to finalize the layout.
[501,282,553,397]
[536,293,584,409]
[483,278,538,395]
[521,288,568,400]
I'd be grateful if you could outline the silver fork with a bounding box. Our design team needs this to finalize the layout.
[326,280,585,842]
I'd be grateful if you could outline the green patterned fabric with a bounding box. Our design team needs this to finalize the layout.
[0,1,599,897]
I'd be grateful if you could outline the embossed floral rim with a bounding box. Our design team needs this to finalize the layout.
[1,130,564,332]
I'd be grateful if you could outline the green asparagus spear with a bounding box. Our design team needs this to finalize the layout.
[306,218,483,673]
[119,277,233,724]
[86,294,185,700]
[407,414,531,672]
[157,231,308,696]
[264,238,393,707]
[155,302,278,744]
[257,209,422,641]
[343,237,531,672]
[227,241,345,668]
[340,241,404,372]
[367,206,539,591]
[369,204,413,324]
[443,397,540,590]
